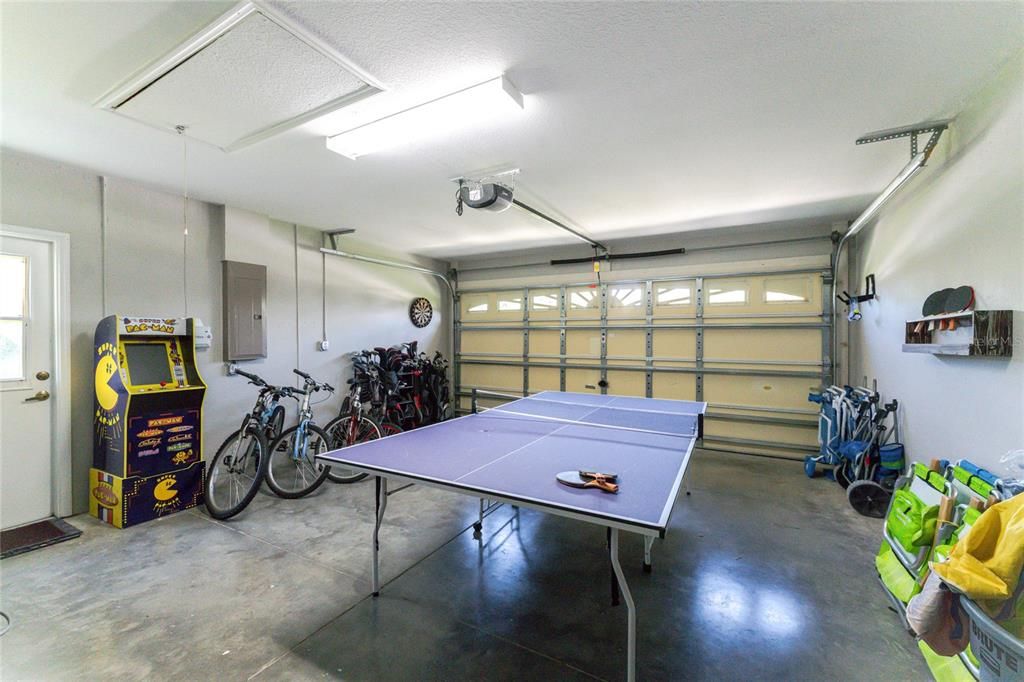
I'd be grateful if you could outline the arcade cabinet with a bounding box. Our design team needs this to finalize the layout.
[90,315,206,528]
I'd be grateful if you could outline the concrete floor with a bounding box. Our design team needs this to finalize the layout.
[0,451,930,680]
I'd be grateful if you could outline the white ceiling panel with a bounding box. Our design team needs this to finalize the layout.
[106,2,381,150]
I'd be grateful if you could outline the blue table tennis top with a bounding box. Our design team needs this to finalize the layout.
[317,391,707,535]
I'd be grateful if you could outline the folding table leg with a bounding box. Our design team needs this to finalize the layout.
[372,476,388,596]
[643,536,654,573]
[474,498,484,534]
[607,527,619,606]
[609,528,637,682]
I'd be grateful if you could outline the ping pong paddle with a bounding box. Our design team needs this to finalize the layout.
[922,289,951,317]
[556,471,619,494]
[942,285,974,331]
[922,288,953,331]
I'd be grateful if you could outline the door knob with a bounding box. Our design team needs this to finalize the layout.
[36,370,50,380]
[24,390,50,402]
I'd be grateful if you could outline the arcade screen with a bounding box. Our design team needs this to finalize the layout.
[125,343,173,386]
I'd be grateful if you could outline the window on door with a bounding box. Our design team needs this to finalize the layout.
[0,254,27,381]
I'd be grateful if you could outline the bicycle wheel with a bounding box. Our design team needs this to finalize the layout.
[323,415,379,483]
[379,421,403,437]
[266,404,286,440]
[265,424,331,498]
[205,427,267,519]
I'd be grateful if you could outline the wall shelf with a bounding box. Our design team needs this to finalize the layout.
[903,309,1013,357]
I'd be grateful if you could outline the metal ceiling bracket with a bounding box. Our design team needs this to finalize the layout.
[855,120,950,162]
[329,228,362,249]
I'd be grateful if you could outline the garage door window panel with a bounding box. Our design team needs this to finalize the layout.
[653,281,696,318]
[567,286,601,320]
[529,289,561,320]
[461,291,523,321]
[607,284,645,320]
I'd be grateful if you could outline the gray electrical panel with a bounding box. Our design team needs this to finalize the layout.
[222,260,267,361]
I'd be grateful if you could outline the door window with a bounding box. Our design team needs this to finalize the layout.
[0,254,27,381]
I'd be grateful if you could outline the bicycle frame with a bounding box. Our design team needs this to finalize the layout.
[290,390,315,462]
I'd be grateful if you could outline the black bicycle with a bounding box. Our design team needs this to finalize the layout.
[204,369,293,520]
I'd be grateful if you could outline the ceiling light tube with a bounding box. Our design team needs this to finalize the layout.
[326,75,524,159]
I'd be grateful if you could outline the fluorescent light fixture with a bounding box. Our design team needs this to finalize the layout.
[326,75,524,159]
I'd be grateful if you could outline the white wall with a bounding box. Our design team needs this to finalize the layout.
[1,150,449,514]
[221,208,448,427]
[850,51,1024,473]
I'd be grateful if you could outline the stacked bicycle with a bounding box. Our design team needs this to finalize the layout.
[345,343,450,430]
[318,345,450,481]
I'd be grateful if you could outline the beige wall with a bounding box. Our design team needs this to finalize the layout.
[850,51,1024,472]
[454,218,839,287]
[1,150,449,514]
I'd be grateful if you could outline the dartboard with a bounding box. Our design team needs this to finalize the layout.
[410,297,433,327]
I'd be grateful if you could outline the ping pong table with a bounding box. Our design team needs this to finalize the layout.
[317,390,706,682]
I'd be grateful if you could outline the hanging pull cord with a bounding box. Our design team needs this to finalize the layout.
[177,125,189,318]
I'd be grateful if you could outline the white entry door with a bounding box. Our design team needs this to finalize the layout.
[1,235,55,529]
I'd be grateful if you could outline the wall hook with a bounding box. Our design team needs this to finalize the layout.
[837,274,876,321]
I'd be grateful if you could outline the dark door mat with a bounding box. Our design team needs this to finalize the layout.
[1,517,82,559]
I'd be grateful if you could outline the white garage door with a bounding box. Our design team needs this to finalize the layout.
[455,267,832,459]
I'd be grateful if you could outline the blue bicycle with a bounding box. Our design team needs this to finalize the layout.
[265,369,335,498]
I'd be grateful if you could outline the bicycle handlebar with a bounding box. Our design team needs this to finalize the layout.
[293,368,333,394]
[233,368,266,386]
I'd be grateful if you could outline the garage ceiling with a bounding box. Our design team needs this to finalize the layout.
[2,1,1021,258]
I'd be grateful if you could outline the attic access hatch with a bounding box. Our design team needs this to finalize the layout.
[96,1,384,152]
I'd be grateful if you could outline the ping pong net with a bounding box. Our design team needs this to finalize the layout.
[475,392,701,440]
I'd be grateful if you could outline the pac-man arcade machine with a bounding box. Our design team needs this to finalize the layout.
[91,315,206,527]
